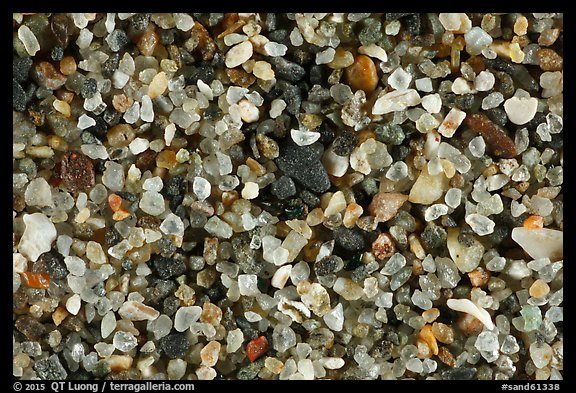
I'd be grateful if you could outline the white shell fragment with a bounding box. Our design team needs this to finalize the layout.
[225,41,253,68]
[511,227,563,261]
[18,213,57,262]
[358,43,388,62]
[504,96,538,125]
[447,298,494,330]
[438,107,466,138]
[372,89,421,115]
[118,301,160,321]
[291,129,320,146]
[271,265,292,289]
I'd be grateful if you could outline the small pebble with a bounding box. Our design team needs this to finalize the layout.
[421,93,442,114]
[18,25,40,56]
[345,55,378,93]
[226,40,253,68]
[464,113,518,158]
[33,61,67,90]
[529,279,550,298]
[241,182,259,200]
[237,99,260,123]
[372,89,421,115]
[136,28,159,56]
[504,96,538,125]
[447,298,494,330]
[18,213,57,262]
[358,43,388,62]
[148,71,168,99]
[368,192,408,223]
[438,107,466,138]
[275,141,330,193]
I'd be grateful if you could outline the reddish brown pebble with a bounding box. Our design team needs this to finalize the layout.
[108,194,123,212]
[55,89,75,104]
[463,113,517,158]
[28,110,45,127]
[372,232,396,260]
[523,215,544,229]
[438,346,456,367]
[536,48,563,71]
[59,151,96,194]
[20,272,51,289]
[222,190,239,206]
[219,13,241,33]
[200,301,222,325]
[137,28,159,56]
[456,312,484,337]
[156,150,178,170]
[368,192,409,223]
[345,54,379,93]
[303,240,322,263]
[15,315,46,341]
[246,335,269,362]
[192,21,217,61]
[33,61,67,90]
[468,268,491,288]
[136,150,158,171]
[450,173,465,189]
[226,67,256,88]
[245,157,266,176]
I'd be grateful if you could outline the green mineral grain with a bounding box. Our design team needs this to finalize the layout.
[237,358,264,380]
[520,305,543,331]
[375,123,405,146]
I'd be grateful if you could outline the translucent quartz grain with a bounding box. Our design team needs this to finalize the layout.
[388,67,412,91]
[468,136,486,158]
[24,178,53,208]
[113,331,138,352]
[18,25,40,56]
[445,188,462,208]
[424,204,449,222]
